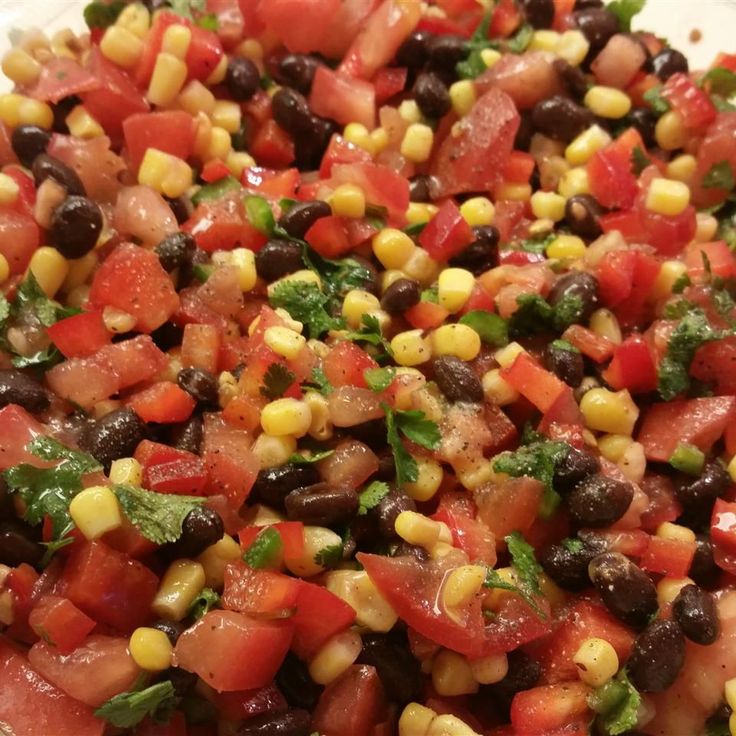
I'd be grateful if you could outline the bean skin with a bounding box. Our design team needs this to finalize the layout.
[358,632,423,704]
[0,519,44,567]
[544,342,584,388]
[448,226,500,275]
[177,367,219,407]
[174,506,225,559]
[277,54,322,94]
[155,232,196,272]
[573,7,620,53]
[0,369,49,413]
[251,464,321,509]
[672,584,719,645]
[548,271,599,322]
[285,483,359,526]
[676,461,730,515]
[277,200,332,239]
[553,447,601,492]
[236,709,312,736]
[226,57,260,101]
[49,196,103,259]
[431,356,484,403]
[151,619,187,645]
[255,239,305,281]
[651,48,689,81]
[564,194,605,240]
[11,124,51,168]
[396,31,432,69]
[168,415,204,456]
[376,488,416,537]
[520,0,555,28]
[539,534,607,591]
[627,620,685,693]
[690,534,720,589]
[567,474,634,528]
[532,96,595,143]
[414,72,451,119]
[79,408,147,472]
[276,652,323,710]
[32,153,85,196]
[380,278,421,314]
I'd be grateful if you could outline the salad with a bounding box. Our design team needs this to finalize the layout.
[0,0,735,734]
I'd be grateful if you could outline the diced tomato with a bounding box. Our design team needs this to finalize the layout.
[691,113,736,208]
[0,637,104,736]
[29,58,99,103]
[432,506,496,565]
[89,243,179,333]
[692,336,736,395]
[123,110,197,173]
[173,610,293,691]
[28,596,95,655]
[0,404,48,470]
[242,166,300,199]
[310,66,376,129]
[238,521,305,564]
[250,119,296,168]
[561,325,615,363]
[330,162,410,224]
[305,215,352,258]
[97,335,168,391]
[686,240,736,280]
[222,562,301,614]
[211,683,287,722]
[373,66,408,104]
[638,397,736,462]
[638,204,697,258]
[319,134,373,178]
[711,499,736,556]
[418,199,474,261]
[661,72,717,130]
[510,682,591,735]
[502,151,536,184]
[475,477,543,543]
[405,300,450,329]
[135,440,208,495]
[640,535,696,578]
[45,353,120,411]
[60,541,158,632]
[501,352,567,413]
[323,340,378,388]
[587,130,641,210]
[46,311,111,359]
[602,334,658,393]
[3,165,36,216]
[257,0,342,53]
[0,206,41,274]
[127,382,196,424]
[183,195,267,253]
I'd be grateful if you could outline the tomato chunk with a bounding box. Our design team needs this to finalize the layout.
[28,596,96,655]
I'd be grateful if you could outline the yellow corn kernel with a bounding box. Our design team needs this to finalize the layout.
[483,567,519,608]
[428,715,481,736]
[304,393,333,441]
[178,79,217,117]
[449,80,476,117]
[0,254,9,285]
[286,525,343,577]
[325,569,398,632]
[161,23,192,59]
[207,100,241,137]
[494,341,526,369]
[2,47,41,86]
[597,434,632,463]
[403,248,440,286]
[28,246,69,297]
[0,173,19,206]
[584,86,632,119]
[547,234,586,260]
[619,441,646,481]
[565,125,612,166]
[69,486,123,540]
[667,153,697,183]
[148,52,188,107]
[0,94,23,128]
[138,148,193,199]
[0,590,14,626]
[481,48,501,68]
[343,122,374,153]
[442,565,486,611]
[252,433,298,469]
[197,534,240,589]
[558,166,591,198]
[236,38,264,61]
[226,151,256,178]
[230,247,257,291]
[370,126,389,154]
[261,398,312,438]
[267,268,322,295]
[471,653,509,685]
[529,30,560,53]
[309,629,363,685]
[580,387,639,435]
[403,458,444,502]
[263,326,306,361]
[725,678,736,711]
[398,99,422,124]
[589,308,622,344]
[342,289,380,328]
[438,268,475,313]
[556,29,590,66]
[390,329,432,367]
[109,457,143,486]
[655,110,688,151]
[399,703,436,736]
[727,453,736,484]
[431,323,481,361]
[573,637,619,687]
[381,269,408,293]
[65,105,104,139]
[695,212,719,244]
[373,228,416,269]
[117,3,150,37]
[152,560,206,620]
[395,510,443,549]
[657,521,696,544]
[401,123,434,164]
[330,183,366,219]
[460,196,495,227]
[205,52,228,86]
[495,182,532,202]
[645,177,691,217]
[653,259,688,299]
[274,309,303,333]
[406,202,438,225]
[100,26,143,68]
[129,627,173,672]
[530,191,566,222]
[432,649,478,696]
[482,368,519,406]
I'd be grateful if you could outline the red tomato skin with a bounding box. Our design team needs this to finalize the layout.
[405,300,450,330]
[242,166,300,199]
[46,311,111,359]
[96,335,168,391]
[0,404,48,470]
[711,499,736,556]
[221,562,301,614]
[0,637,104,736]
[686,240,736,280]
[601,335,657,393]
[250,119,296,168]
[475,477,543,544]
[183,196,267,253]
[127,382,196,424]
[238,521,305,563]
[588,144,638,210]
[501,352,566,413]
[305,215,352,258]
[46,353,120,411]
[28,58,100,103]
[373,66,408,104]
[491,0,522,36]
[419,199,474,261]
[310,66,376,129]
[510,682,591,735]
[662,72,717,130]
[0,206,40,274]
[173,610,293,691]
[28,596,96,655]
[122,110,196,173]
[561,325,615,363]
[257,0,342,53]
[692,337,736,395]
[640,536,696,577]
[60,541,158,632]
[143,455,208,495]
[323,340,379,388]
[319,134,373,178]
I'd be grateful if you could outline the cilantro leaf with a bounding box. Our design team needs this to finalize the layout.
[589,670,641,736]
[700,67,736,98]
[631,146,651,176]
[299,247,374,313]
[552,294,584,331]
[269,280,343,338]
[304,366,333,395]
[260,363,296,400]
[421,286,439,304]
[244,195,275,236]
[364,367,396,392]
[506,531,543,598]
[606,0,646,31]
[459,310,508,347]
[702,161,735,191]
[562,537,585,553]
[508,293,583,337]
[358,481,391,515]
[188,587,220,620]
[672,273,691,294]
[484,567,544,617]
[13,272,77,327]
[643,85,670,114]
[395,409,442,450]
[456,11,496,80]
[314,542,344,568]
[383,405,442,486]
[518,232,555,255]
[345,314,393,356]
[506,23,533,54]
[83,0,125,28]
[287,449,334,464]
[168,0,206,20]
[550,338,579,353]
[12,346,62,371]
[384,406,419,486]
[243,527,283,569]
[95,682,179,729]
[196,12,219,30]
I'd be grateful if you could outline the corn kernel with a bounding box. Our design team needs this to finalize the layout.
[395,510,443,549]
[695,212,719,243]
[428,715,481,736]
[129,627,173,672]
[589,308,622,344]
[100,25,143,68]
[653,259,688,299]
[584,86,632,119]
[304,392,333,441]
[2,47,41,86]
[66,105,104,139]
[343,122,373,153]
[117,3,150,38]
[0,589,14,626]
[530,191,566,222]
[389,329,430,367]
[205,53,228,86]
[236,38,264,61]
[495,182,532,201]
[580,387,639,435]
[138,148,193,199]
[442,565,486,611]
[285,525,343,577]
[401,123,434,164]
[342,289,380,328]
[197,534,240,589]
[161,23,192,59]
[481,48,501,68]
[252,433,298,469]
[471,653,509,685]
[398,99,422,124]
[373,228,416,269]
[656,577,694,608]
[267,268,322,295]
[69,486,123,540]
[0,254,10,285]
[449,80,476,117]
[565,125,611,166]
[210,99,241,134]
[104,305,135,334]
[558,166,591,198]
[438,268,475,313]
[403,457,444,502]
[597,434,632,463]
[178,79,216,117]
[460,196,495,227]
[431,323,481,361]
[725,678,736,711]
[529,30,560,53]
[432,649,478,696]
[325,570,398,632]
[645,177,691,217]
[619,440,645,482]
[494,341,527,369]
[547,234,586,260]
[0,173,19,207]
[556,30,590,66]
[226,151,256,178]
[399,703,436,736]
[152,559,206,620]
[148,52,188,107]
[264,326,306,360]
[370,127,389,154]
[230,247,257,291]
[330,183,366,218]
[28,246,68,297]
[656,521,696,544]
[261,398,312,438]
[667,153,697,183]
[403,248,440,286]
[0,93,24,128]
[109,457,143,486]
[728,454,736,484]
[309,629,363,685]
[482,368,519,406]
[573,637,619,687]
[406,202,438,225]
[655,110,688,151]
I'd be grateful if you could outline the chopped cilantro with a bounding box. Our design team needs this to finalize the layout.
[589,670,641,736]
[191,176,240,205]
[403,222,427,236]
[83,0,125,29]
[95,682,178,729]
[11,346,62,371]
[358,481,391,515]
[643,85,670,114]
[260,363,296,400]
[192,264,214,283]
[550,339,579,353]
[14,272,79,328]
[552,294,585,331]
[509,293,583,337]
[700,67,736,97]
[669,443,706,476]
[168,0,207,20]
[506,23,534,54]
[663,298,696,320]
[345,314,393,356]
[506,531,543,598]
[518,232,555,255]
[244,195,276,236]
[561,537,585,554]
[606,0,646,31]
[459,310,509,347]
[269,280,342,338]
[702,161,735,191]
[631,146,652,176]
[314,542,344,568]
[364,366,397,392]
[421,285,439,304]
[304,366,333,395]
[287,448,334,464]
[188,587,220,620]
[672,273,691,294]
[456,11,496,80]
[243,527,283,569]
[299,248,374,312]
[196,12,219,30]
[383,405,441,486]
[484,567,545,617]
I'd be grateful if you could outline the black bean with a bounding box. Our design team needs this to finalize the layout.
[167,666,199,696]
[426,35,469,72]
[521,0,555,28]
[168,415,204,456]
[414,72,451,119]
[432,355,483,403]
[254,239,305,282]
[150,322,185,353]
[0,478,12,520]
[486,651,541,714]
[0,520,43,567]
[564,194,604,240]
[0,369,49,413]
[346,418,390,449]
[152,619,187,645]
[672,584,719,645]
[409,174,434,203]
[448,226,500,275]
[250,463,321,509]
[285,482,359,526]
[532,95,595,143]
[293,115,336,171]
[627,620,685,693]
[544,341,585,388]
[588,552,658,629]
[676,461,730,514]
[548,271,599,322]
[374,449,397,483]
[358,633,423,704]
[376,488,416,537]
[51,95,80,135]
[553,59,589,99]
[32,153,85,196]
[276,652,323,710]
[177,367,218,407]
[79,408,147,472]
[651,48,689,81]
[174,506,225,558]
[272,88,312,135]
[514,112,535,152]
[11,124,51,168]
[226,57,260,101]
[277,54,322,95]
[237,709,311,736]
[539,534,607,591]
[155,232,196,272]
[568,474,634,528]
[351,254,380,295]
[627,107,657,148]
[690,534,720,589]
[553,447,600,491]
[573,8,620,53]
[49,196,102,259]
[396,31,432,69]
[574,0,603,8]
[165,195,193,225]
[277,200,332,239]
[705,707,733,736]
[381,278,421,314]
